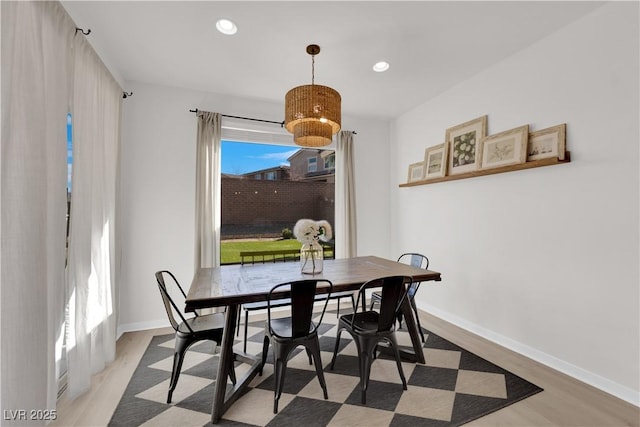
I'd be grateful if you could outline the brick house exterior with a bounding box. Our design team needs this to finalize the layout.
[288,149,335,182]
[239,165,290,181]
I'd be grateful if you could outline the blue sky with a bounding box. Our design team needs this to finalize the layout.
[221,141,298,175]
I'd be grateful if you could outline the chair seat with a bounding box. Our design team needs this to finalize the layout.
[177,312,226,335]
[339,311,384,334]
[269,317,317,339]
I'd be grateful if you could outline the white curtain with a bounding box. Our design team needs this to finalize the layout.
[1,1,73,421]
[65,30,121,398]
[194,111,222,270]
[335,131,358,258]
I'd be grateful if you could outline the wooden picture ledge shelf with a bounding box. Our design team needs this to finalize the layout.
[400,151,571,187]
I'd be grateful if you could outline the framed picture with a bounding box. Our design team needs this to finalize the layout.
[527,123,566,161]
[423,143,448,179]
[446,115,488,175]
[407,162,425,183]
[479,124,529,170]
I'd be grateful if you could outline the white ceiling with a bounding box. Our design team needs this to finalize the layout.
[61,1,604,120]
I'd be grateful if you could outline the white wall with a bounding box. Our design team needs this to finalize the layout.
[390,3,638,404]
[118,82,391,332]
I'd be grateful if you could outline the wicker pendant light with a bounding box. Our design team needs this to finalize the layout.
[285,44,341,147]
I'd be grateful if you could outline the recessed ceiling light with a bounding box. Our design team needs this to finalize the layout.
[373,61,390,72]
[216,18,237,35]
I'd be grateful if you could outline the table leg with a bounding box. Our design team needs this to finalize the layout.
[374,296,425,364]
[210,304,263,424]
[210,304,236,423]
[398,297,426,364]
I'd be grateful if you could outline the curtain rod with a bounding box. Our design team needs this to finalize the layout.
[189,108,356,134]
[189,109,284,127]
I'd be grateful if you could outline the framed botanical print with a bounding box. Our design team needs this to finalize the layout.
[423,143,448,179]
[407,162,425,183]
[527,123,566,161]
[446,115,488,175]
[479,124,529,170]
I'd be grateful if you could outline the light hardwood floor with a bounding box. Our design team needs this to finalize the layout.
[53,309,639,427]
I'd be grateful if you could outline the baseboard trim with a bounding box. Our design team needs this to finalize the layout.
[117,319,170,339]
[419,302,639,407]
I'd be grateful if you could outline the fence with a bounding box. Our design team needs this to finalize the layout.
[221,177,335,239]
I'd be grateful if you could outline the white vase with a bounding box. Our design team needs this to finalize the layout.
[300,240,323,274]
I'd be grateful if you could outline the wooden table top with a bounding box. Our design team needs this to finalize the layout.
[186,255,442,311]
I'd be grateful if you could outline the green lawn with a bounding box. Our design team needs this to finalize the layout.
[220,239,302,264]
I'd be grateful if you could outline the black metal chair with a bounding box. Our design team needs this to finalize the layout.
[259,279,333,413]
[155,270,236,403]
[370,253,429,342]
[238,289,355,353]
[330,275,412,404]
[234,248,354,354]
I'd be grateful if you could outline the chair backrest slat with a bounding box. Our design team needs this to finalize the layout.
[355,275,412,332]
[378,278,406,330]
[290,282,317,336]
[268,279,333,339]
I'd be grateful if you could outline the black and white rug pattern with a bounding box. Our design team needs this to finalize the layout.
[110,310,542,426]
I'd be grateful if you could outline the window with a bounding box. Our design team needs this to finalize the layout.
[60,112,73,397]
[254,174,262,180]
[65,111,73,265]
[308,157,317,172]
[324,153,335,170]
[220,140,335,264]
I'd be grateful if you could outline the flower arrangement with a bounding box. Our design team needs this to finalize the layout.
[293,219,333,245]
[293,219,332,274]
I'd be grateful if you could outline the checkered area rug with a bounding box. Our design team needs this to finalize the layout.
[109,310,542,426]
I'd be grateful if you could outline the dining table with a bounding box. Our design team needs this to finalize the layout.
[185,255,442,423]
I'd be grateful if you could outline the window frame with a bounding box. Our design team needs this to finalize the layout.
[307,157,318,173]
